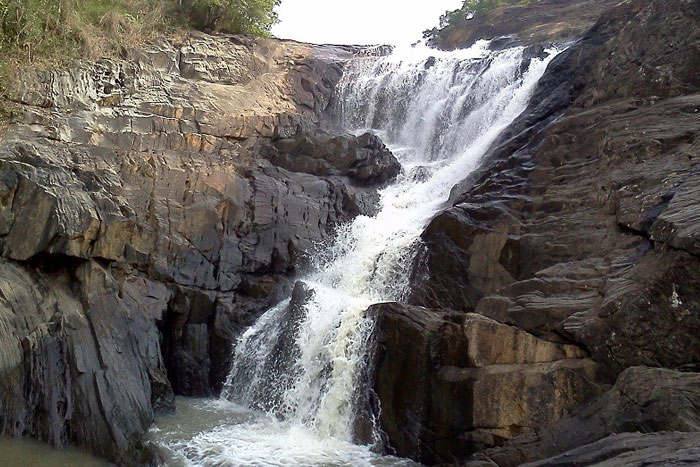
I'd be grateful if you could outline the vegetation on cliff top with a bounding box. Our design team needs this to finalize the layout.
[0,0,280,121]
[423,0,538,39]
[0,0,280,60]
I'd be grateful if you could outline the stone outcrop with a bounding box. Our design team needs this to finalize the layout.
[411,0,700,374]
[0,33,397,464]
[367,0,700,463]
[0,259,167,464]
[466,367,700,466]
[259,130,401,186]
[365,302,601,465]
[430,0,621,50]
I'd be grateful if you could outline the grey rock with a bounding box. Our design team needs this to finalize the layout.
[466,367,700,466]
[410,0,700,375]
[0,259,170,465]
[404,0,700,463]
[430,0,621,50]
[261,130,401,186]
[522,432,700,467]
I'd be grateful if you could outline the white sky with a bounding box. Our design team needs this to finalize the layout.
[272,0,463,46]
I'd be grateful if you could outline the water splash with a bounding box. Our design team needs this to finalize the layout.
[159,41,559,466]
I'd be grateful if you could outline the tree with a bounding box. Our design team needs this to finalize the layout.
[182,0,281,36]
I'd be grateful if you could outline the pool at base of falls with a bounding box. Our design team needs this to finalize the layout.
[0,438,109,467]
[150,397,421,467]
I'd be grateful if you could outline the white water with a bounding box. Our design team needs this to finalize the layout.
[154,41,558,466]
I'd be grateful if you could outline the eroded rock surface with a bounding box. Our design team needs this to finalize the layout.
[259,130,401,186]
[0,33,396,464]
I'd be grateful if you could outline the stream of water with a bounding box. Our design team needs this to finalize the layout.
[152,41,558,466]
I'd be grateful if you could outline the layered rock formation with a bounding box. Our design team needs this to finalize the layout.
[370,0,700,464]
[467,367,700,466]
[0,33,399,464]
[366,303,602,464]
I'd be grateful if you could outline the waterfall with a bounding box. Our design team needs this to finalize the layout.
[160,41,559,466]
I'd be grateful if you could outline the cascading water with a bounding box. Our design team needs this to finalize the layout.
[153,41,559,466]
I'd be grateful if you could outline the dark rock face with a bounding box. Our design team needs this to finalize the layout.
[430,0,621,50]
[368,0,700,463]
[0,33,393,464]
[466,367,700,466]
[519,432,700,467]
[0,259,169,464]
[411,0,700,374]
[366,302,601,465]
[260,130,401,186]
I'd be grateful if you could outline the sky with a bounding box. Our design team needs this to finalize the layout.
[271,0,463,46]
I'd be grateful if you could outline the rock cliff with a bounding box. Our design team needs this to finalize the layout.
[0,33,398,464]
[1,0,699,465]
[373,0,700,464]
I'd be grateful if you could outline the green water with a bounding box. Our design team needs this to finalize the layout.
[0,437,110,466]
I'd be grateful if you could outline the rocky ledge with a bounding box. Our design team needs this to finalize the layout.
[368,0,700,465]
[0,33,398,464]
[430,0,621,50]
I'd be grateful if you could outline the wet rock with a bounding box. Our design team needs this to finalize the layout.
[208,275,292,394]
[0,259,170,465]
[430,0,621,50]
[366,302,601,465]
[411,0,700,374]
[162,286,218,396]
[261,130,400,186]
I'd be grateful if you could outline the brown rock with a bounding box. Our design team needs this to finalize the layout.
[365,303,601,465]
[466,367,700,466]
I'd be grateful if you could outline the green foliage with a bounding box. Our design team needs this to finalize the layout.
[0,0,280,59]
[180,0,280,36]
[0,62,18,124]
[424,0,538,39]
[0,0,161,58]
[0,0,77,57]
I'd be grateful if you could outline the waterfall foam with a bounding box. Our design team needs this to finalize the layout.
[155,41,559,466]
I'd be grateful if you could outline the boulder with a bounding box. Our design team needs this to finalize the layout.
[261,130,401,186]
[365,303,601,465]
[466,367,700,466]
